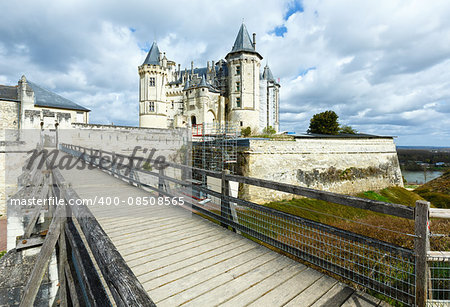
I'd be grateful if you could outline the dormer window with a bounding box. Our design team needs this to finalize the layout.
[236,65,241,75]
[149,77,155,87]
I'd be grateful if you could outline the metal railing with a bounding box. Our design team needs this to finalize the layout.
[425,208,450,307]
[56,143,447,306]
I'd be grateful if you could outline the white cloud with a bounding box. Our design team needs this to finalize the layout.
[0,0,449,145]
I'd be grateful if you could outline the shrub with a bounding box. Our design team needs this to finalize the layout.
[241,126,252,137]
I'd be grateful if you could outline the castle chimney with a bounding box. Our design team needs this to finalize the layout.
[191,61,194,76]
[178,64,181,78]
[252,33,256,49]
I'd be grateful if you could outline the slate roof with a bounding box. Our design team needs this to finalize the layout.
[143,42,160,65]
[262,65,275,81]
[231,23,255,53]
[198,75,208,87]
[28,81,90,111]
[0,85,19,101]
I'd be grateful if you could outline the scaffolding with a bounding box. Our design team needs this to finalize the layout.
[191,122,239,185]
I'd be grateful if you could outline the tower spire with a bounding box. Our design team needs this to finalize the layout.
[142,42,160,65]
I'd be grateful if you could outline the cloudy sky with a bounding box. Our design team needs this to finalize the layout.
[1,0,449,146]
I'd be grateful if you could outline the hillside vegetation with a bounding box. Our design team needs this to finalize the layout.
[264,186,448,251]
[414,170,450,209]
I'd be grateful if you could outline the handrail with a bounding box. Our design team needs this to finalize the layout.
[51,167,155,306]
[59,143,420,305]
[18,149,155,306]
[59,143,414,219]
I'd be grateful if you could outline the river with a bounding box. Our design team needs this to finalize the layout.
[402,170,444,184]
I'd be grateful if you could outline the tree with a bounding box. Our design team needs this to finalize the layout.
[241,126,252,137]
[339,125,357,134]
[262,126,276,135]
[307,110,340,135]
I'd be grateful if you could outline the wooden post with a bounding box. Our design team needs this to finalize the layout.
[158,167,165,196]
[415,200,430,307]
[220,170,231,228]
[58,217,67,307]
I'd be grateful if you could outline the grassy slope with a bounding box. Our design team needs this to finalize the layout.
[414,170,450,209]
[264,186,448,250]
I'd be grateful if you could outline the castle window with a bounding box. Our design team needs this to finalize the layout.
[236,97,241,108]
[236,65,241,75]
[149,102,155,112]
[149,77,155,87]
[240,121,243,127]
[236,82,240,92]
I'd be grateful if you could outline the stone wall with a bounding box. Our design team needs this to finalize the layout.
[238,137,403,203]
[1,100,20,215]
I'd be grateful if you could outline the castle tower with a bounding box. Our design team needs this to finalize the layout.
[260,64,280,132]
[138,42,168,128]
[225,23,262,133]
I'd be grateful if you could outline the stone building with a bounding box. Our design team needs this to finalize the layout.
[0,75,89,130]
[138,23,280,133]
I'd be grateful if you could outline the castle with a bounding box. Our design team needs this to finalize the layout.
[138,23,280,133]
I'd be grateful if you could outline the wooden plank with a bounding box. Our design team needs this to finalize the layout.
[427,251,450,260]
[123,230,225,268]
[247,267,323,307]
[155,250,280,306]
[126,231,232,269]
[142,243,261,292]
[309,282,355,307]
[429,208,450,219]
[415,200,430,307]
[64,263,80,307]
[284,275,337,306]
[113,226,213,257]
[340,291,381,307]
[137,239,249,285]
[184,255,296,306]
[220,263,305,307]
[23,174,50,238]
[16,236,45,250]
[20,205,63,307]
[58,218,67,307]
[52,166,155,306]
[65,219,112,306]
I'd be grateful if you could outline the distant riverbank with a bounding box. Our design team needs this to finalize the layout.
[402,170,443,184]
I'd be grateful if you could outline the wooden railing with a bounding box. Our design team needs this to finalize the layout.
[59,143,447,306]
[17,150,155,306]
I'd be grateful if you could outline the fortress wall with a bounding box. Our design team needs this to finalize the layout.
[238,137,403,203]
[0,100,19,215]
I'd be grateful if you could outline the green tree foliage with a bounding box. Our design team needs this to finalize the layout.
[307,110,340,135]
[339,125,357,134]
[241,126,252,137]
[262,126,276,135]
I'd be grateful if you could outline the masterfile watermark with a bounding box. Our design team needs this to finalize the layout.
[25,146,169,175]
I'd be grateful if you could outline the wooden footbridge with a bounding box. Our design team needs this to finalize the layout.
[9,144,450,306]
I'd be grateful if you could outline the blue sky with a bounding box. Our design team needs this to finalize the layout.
[0,0,449,146]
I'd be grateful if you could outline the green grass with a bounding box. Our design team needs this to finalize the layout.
[0,251,6,260]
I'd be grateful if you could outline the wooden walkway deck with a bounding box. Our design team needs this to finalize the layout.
[59,164,388,306]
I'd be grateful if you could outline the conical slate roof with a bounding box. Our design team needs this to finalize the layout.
[231,23,255,53]
[183,79,190,91]
[198,75,208,87]
[262,65,274,81]
[143,42,160,65]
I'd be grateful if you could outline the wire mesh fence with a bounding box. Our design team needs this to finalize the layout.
[190,183,416,305]
[427,255,450,307]
[59,143,421,306]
